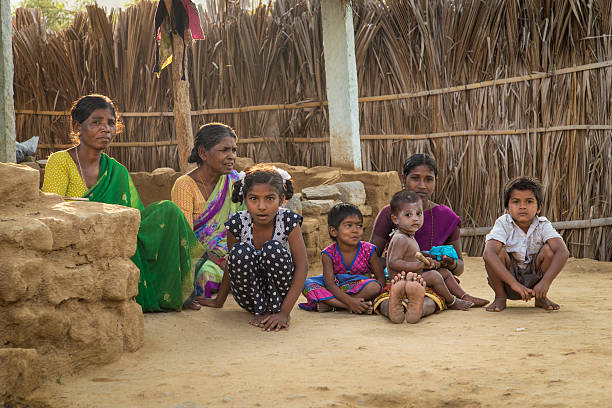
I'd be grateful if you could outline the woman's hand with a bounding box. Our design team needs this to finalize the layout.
[260,312,290,331]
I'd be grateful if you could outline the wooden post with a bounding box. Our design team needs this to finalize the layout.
[164,0,193,172]
[0,0,16,163]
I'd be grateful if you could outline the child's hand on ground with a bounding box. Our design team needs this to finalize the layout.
[532,280,550,299]
[261,312,290,331]
[197,297,223,308]
[510,283,533,301]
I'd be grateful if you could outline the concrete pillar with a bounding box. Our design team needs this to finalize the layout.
[321,0,361,170]
[0,0,16,163]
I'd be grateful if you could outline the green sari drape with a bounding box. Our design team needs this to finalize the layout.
[85,153,204,311]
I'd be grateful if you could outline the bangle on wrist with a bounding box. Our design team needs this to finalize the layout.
[449,259,458,271]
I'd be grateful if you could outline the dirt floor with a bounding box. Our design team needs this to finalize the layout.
[29,257,612,408]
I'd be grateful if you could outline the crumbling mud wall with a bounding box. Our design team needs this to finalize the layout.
[0,163,144,402]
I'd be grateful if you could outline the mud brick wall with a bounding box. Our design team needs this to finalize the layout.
[0,163,144,402]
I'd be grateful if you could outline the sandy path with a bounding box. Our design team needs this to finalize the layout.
[32,257,612,408]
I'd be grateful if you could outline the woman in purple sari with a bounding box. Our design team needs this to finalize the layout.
[371,154,465,275]
[171,123,243,300]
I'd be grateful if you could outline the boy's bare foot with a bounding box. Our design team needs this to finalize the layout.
[403,281,425,323]
[535,297,560,310]
[317,302,335,312]
[461,293,490,307]
[249,314,268,327]
[388,275,407,323]
[447,295,473,310]
[486,297,507,312]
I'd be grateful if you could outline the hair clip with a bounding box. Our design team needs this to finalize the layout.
[272,166,291,182]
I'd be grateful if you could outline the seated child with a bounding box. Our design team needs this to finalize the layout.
[199,164,308,331]
[299,204,385,313]
[378,190,488,322]
[483,176,569,312]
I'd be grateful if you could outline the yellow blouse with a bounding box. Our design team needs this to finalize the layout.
[171,174,207,229]
[41,150,89,198]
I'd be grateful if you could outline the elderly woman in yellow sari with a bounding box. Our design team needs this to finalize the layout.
[171,123,242,301]
[42,94,203,312]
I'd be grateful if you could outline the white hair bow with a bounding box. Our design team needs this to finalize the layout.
[272,166,292,182]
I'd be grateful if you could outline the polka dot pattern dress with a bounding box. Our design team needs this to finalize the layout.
[225,208,302,315]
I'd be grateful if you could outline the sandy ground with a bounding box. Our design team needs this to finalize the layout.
[30,257,612,408]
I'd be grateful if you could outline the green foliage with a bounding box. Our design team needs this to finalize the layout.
[18,0,97,31]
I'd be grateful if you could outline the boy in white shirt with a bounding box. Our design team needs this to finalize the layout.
[483,177,569,312]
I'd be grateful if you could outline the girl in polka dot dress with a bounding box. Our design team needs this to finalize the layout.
[199,164,308,331]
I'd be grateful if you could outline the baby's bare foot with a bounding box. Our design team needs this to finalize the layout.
[448,296,473,310]
[535,297,560,311]
[249,314,268,327]
[388,276,407,323]
[486,297,507,312]
[404,281,425,324]
[461,294,490,307]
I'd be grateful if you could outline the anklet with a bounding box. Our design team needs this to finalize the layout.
[448,296,456,307]
[460,293,468,300]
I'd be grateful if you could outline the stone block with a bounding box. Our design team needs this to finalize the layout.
[235,157,255,172]
[307,199,335,213]
[358,205,373,216]
[285,193,302,215]
[339,170,402,213]
[102,258,140,301]
[36,310,70,340]
[0,217,53,252]
[53,201,140,259]
[301,201,322,216]
[130,169,182,207]
[0,267,26,304]
[334,181,366,206]
[300,217,320,234]
[46,263,100,305]
[0,163,40,204]
[119,301,144,352]
[38,214,80,250]
[0,348,41,400]
[301,185,341,200]
[21,161,40,171]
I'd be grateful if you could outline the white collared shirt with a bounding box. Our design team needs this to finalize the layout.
[485,214,561,267]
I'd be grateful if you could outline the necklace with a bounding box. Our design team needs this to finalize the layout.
[196,168,212,200]
[75,146,85,185]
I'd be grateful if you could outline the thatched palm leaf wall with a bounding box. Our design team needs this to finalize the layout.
[12,0,611,260]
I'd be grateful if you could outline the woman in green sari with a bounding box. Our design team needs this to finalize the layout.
[42,94,203,312]
[171,123,242,300]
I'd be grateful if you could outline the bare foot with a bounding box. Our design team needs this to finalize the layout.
[461,294,490,307]
[535,297,560,310]
[249,314,268,327]
[403,281,425,323]
[447,296,473,310]
[388,275,407,323]
[486,297,507,312]
[317,302,335,313]
[363,301,374,315]
[184,300,201,311]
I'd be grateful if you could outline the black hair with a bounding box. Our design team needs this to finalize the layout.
[188,123,237,165]
[327,203,363,241]
[503,176,544,208]
[390,190,421,214]
[70,94,123,144]
[231,163,294,203]
[402,153,438,177]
